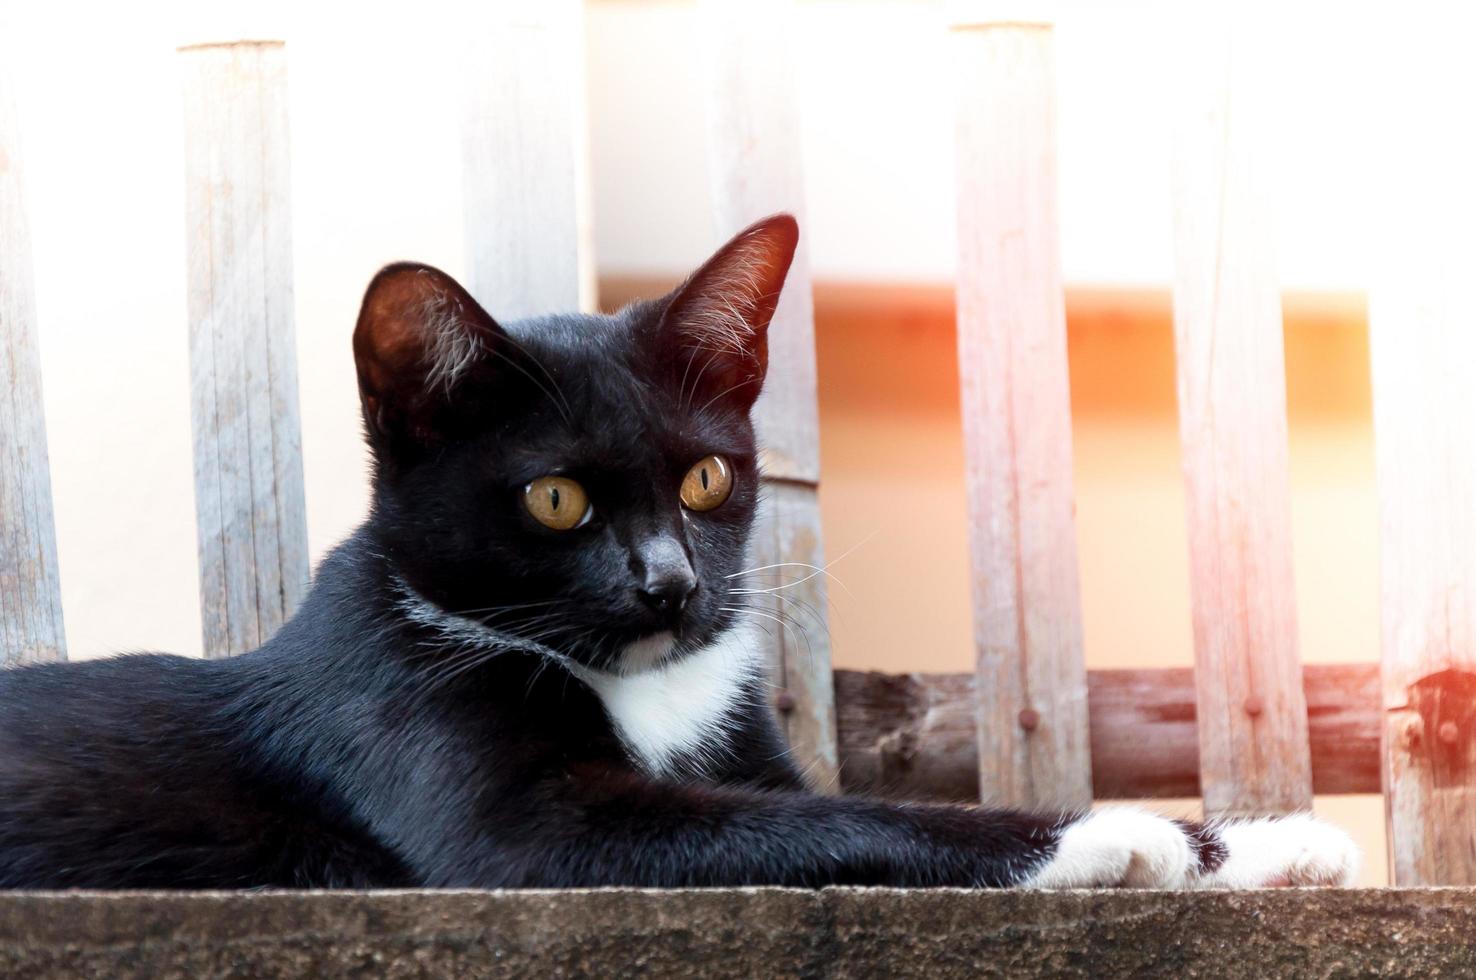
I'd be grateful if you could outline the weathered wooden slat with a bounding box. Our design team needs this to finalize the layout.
[1369,36,1476,883]
[461,0,594,320]
[951,17,1090,810]
[697,0,837,791]
[179,41,308,659]
[0,56,66,665]
[834,664,1380,802]
[1169,17,1312,818]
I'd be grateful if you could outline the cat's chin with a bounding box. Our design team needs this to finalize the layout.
[615,631,678,675]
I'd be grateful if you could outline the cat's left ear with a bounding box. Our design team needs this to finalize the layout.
[353,262,507,449]
[656,213,799,411]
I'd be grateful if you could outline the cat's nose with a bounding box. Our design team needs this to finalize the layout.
[633,536,697,617]
[638,572,697,616]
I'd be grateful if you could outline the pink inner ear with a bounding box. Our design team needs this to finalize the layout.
[354,265,494,406]
[666,215,798,361]
[358,292,426,393]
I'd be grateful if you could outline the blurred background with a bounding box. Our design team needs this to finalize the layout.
[3,0,1422,881]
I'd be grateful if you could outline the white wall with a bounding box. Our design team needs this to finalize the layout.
[0,0,1440,658]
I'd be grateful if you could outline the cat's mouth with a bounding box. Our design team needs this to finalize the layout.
[614,631,678,675]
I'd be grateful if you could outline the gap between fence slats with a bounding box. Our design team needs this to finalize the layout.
[461,0,595,320]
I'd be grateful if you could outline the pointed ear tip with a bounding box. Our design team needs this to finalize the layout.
[358,263,482,329]
[364,261,449,297]
[357,263,440,347]
[758,212,799,243]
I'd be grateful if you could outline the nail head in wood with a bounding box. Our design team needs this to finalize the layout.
[1244,696,1264,718]
[1018,708,1041,732]
[1402,716,1424,751]
[775,691,797,714]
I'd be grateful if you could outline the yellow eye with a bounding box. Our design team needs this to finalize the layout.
[524,476,592,530]
[680,455,733,512]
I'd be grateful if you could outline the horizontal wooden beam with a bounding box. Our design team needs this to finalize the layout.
[835,663,1379,802]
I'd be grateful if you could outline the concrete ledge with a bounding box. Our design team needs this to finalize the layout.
[0,887,1470,978]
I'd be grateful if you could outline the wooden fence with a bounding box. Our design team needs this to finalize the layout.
[2,3,1474,886]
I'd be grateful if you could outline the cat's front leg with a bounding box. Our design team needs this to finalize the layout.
[1019,807,1359,889]
[443,768,1359,890]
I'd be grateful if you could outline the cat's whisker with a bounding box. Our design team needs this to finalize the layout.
[724,563,850,598]
[677,345,738,414]
[727,587,842,628]
[484,346,575,428]
[720,604,802,640]
[720,602,825,672]
[693,376,759,417]
[754,589,832,630]
[447,599,566,618]
[416,622,575,695]
[406,611,566,663]
[495,331,575,422]
[725,532,873,598]
[681,348,725,414]
[409,613,585,696]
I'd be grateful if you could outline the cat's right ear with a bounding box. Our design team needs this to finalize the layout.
[353,263,504,447]
[654,214,799,413]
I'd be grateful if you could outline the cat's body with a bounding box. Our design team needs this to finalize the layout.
[0,216,1358,890]
[0,530,1051,889]
[0,532,791,888]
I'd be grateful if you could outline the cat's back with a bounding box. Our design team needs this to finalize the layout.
[0,653,240,779]
[2,648,218,714]
[0,652,227,765]
[0,652,405,888]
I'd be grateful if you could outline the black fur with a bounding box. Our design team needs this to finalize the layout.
[0,215,1201,889]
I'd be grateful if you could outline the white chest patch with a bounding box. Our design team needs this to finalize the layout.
[392,579,765,778]
[571,624,764,778]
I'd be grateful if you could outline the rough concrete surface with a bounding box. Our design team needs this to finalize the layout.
[0,887,1471,978]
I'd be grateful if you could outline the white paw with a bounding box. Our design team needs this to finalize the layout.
[1193,813,1360,888]
[1023,807,1194,889]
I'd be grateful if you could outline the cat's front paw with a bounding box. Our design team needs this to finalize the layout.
[1022,807,1194,889]
[1192,813,1360,888]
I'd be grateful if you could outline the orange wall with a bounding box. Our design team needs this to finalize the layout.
[812,287,1378,676]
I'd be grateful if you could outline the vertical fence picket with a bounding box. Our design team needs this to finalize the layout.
[461,0,595,320]
[698,0,838,790]
[1370,23,1476,884]
[1169,18,1312,817]
[0,55,65,665]
[951,15,1091,811]
[180,41,308,659]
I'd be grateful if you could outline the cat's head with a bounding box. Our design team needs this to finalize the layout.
[353,214,798,674]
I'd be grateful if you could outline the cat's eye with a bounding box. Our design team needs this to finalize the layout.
[680,455,733,512]
[524,476,592,530]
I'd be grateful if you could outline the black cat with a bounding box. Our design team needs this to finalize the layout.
[0,215,1356,889]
